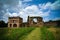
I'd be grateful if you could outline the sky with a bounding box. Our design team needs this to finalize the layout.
[0,0,60,22]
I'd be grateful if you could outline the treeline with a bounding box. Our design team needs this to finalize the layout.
[44,20,60,27]
[0,20,7,28]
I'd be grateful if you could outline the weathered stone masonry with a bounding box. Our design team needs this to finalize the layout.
[8,16,43,27]
[8,17,22,28]
[8,16,60,27]
[28,16,43,27]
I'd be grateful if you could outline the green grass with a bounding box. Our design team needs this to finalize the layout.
[21,28,41,40]
[0,27,35,40]
[40,27,55,40]
[0,27,56,40]
[55,28,60,40]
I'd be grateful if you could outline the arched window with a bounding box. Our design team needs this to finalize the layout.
[33,18,37,22]
[33,18,37,24]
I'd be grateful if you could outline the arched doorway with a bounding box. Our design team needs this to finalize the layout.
[13,24,17,27]
[10,24,12,27]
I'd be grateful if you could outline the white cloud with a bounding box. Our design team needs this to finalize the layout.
[23,5,40,14]
[51,0,60,10]
[39,2,51,10]
[39,0,60,10]
[43,17,50,22]
[11,13,18,17]
[4,3,50,22]
[23,5,50,17]
[2,0,60,22]
[23,0,32,2]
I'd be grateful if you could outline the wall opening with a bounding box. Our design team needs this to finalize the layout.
[33,18,37,24]
[13,24,17,27]
[10,24,12,27]
[13,20,16,23]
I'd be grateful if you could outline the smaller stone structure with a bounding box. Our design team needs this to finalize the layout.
[28,16,43,27]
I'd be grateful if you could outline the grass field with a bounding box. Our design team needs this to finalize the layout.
[0,27,59,40]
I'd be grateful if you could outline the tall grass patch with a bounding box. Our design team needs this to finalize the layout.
[0,27,35,40]
[40,27,55,40]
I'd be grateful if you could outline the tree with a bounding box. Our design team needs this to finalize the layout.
[0,20,7,28]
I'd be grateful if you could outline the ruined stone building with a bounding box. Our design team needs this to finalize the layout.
[8,16,43,27]
[27,16,43,27]
[8,16,60,27]
[8,17,22,28]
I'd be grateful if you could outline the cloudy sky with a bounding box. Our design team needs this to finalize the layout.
[0,0,60,22]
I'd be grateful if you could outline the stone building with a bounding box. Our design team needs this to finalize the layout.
[8,17,22,28]
[8,16,43,27]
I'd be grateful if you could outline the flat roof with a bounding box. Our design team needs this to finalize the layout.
[9,16,22,19]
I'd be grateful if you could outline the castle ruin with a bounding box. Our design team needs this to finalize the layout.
[8,16,43,27]
[28,16,43,27]
[8,17,22,28]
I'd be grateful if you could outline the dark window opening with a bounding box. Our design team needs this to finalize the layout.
[10,24,12,27]
[13,20,16,23]
[13,24,17,27]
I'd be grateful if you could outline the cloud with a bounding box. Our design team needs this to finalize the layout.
[51,0,60,10]
[23,0,32,2]
[0,0,19,7]
[39,0,60,10]
[11,4,50,22]
[17,5,50,22]
[0,0,19,22]
[0,0,60,22]
[0,1,50,22]
[24,5,50,17]
[39,2,51,10]
[23,5,40,14]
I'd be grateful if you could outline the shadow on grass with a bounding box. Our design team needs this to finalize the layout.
[0,28,9,40]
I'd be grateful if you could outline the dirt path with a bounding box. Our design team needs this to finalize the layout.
[22,28,41,40]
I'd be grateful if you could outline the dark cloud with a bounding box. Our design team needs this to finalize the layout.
[0,3,5,20]
[0,0,19,6]
[0,0,19,21]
